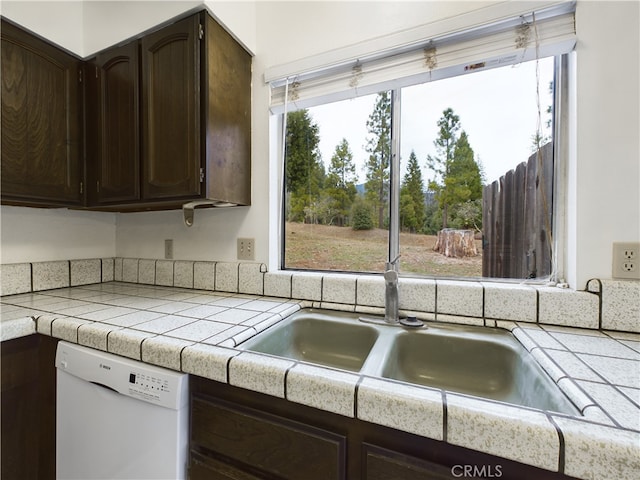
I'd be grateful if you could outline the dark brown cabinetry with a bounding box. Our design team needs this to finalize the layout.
[87,11,251,209]
[1,335,58,480]
[1,19,83,207]
[86,41,140,205]
[3,11,251,210]
[190,376,578,480]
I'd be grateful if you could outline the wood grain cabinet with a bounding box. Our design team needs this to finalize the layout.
[190,376,578,480]
[1,19,83,207]
[86,40,140,205]
[87,11,251,209]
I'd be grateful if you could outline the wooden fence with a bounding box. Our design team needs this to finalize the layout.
[482,142,553,279]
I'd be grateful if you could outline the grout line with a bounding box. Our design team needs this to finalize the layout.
[441,390,448,443]
[547,415,566,475]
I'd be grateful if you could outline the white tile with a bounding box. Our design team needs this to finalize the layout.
[286,364,358,417]
[356,275,384,307]
[357,377,443,440]
[206,309,259,325]
[138,259,156,284]
[537,287,599,328]
[577,354,640,388]
[483,283,537,322]
[194,262,216,291]
[101,258,114,282]
[174,261,194,289]
[181,343,239,382]
[122,258,139,283]
[549,331,640,360]
[165,320,229,342]
[576,381,640,431]
[0,263,31,296]
[544,350,603,382]
[292,272,323,301]
[215,262,239,293]
[554,416,640,480]
[398,277,436,313]
[70,259,102,286]
[599,280,640,333]
[436,280,483,317]
[133,315,196,334]
[141,335,194,371]
[177,304,228,319]
[155,260,174,286]
[322,274,357,305]
[238,262,265,295]
[78,322,120,351]
[108,329,154,360]
[264,271,292,298]
[446,393,559,471]
[228,352,294,398]
[32,261,69,291]
[51,317,93,343]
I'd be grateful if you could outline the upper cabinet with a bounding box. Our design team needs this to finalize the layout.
[141,15,201,201]
[1,19,84,207]
[86,40,140,205]
[88,11,252,210]
[3,10,252,211]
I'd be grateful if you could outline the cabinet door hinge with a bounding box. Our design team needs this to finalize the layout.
[80,182,84,194]
[78,69,83,83]
[96,181,100,193]
[199,168,205,183]
[95,66,99,78]
[198,23,204,40]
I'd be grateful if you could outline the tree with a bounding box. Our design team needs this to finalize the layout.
[364,92,391,228]
[399,150,426,233]
[325,138,357,226]
[426,109,483,229]
[426,108,460,228]
[284,110,325,222]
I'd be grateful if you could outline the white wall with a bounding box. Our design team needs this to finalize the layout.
[1,1,638,290]
[0,206,116,263]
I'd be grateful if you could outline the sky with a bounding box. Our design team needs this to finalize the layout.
[307,57,555,187]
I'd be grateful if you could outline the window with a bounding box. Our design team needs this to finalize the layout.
[270,5,574,281]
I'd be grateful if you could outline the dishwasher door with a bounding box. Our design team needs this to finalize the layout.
[56,342,189,480]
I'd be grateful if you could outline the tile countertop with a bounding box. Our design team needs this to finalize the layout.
[1,282,639,480]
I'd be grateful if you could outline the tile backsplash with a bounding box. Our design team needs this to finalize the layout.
[1,257,639,333]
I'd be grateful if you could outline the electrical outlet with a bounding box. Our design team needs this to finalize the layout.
[237,238,255,261]
[165,239,173,260]
[612,242,640,279]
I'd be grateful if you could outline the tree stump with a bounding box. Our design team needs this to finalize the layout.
[434,229,478,257]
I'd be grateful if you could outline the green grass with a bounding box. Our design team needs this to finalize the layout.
[285,222,483,277]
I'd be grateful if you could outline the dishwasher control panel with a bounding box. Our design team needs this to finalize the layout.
[128,371,173,403]
[56,341,188,410]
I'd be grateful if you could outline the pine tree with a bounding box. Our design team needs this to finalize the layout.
[399,150,426,232]
[364,92,391,228]
[325,138,357,226]
[285,110,325,222]
[426,109,483,230]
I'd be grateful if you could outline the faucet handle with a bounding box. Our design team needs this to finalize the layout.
[386,254,401,271]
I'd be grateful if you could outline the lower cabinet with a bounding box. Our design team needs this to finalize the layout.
[1,335,58,480]
[190,376,577,480]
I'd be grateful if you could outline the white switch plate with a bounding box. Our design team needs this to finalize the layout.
[612,242,640,279]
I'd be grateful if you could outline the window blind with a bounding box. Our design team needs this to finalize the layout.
[266,3,575,113]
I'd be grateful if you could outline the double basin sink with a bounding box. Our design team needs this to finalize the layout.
[238,309,578,415]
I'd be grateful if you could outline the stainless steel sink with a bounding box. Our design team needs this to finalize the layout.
[238,308,578,415]
[377,325,578,414]
[238,310,379,372]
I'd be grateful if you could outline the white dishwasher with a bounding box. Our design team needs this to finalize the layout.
[56,341,189,480]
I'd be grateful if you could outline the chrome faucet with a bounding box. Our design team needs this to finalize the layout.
[384,255,401,324]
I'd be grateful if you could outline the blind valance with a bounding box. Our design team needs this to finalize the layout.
[266,2,575,113]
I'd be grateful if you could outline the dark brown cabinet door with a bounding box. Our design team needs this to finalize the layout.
[141,15,201,200]
[87,41,140,205]
[1,19,83,206]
